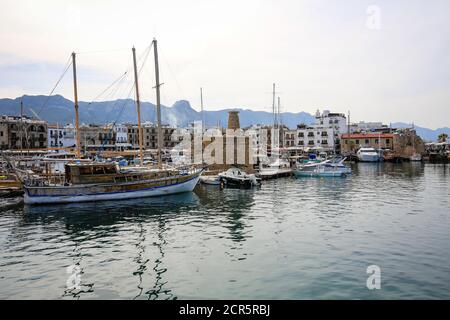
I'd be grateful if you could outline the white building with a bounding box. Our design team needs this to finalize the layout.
[350,121,387,133]
[293,110,347,151]
[315,110,348,135]
[295,124,335,151]
[48,124,76,149]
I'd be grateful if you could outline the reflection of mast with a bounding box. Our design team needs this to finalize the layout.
[62,242,94,299]
[133,216,174,300]
[146,216,174,300]
[133,222,148,299]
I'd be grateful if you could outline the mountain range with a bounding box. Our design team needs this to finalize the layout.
[0,95,448,142]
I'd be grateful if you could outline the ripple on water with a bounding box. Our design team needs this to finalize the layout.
[0,163,449,299]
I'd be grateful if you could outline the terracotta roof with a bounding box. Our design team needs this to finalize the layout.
[341,133,394,139]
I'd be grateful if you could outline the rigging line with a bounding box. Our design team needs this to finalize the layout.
[98,43,154,140]
[76,48,130,55]
[88,71,128,105]
[37,55,73,116]
[159,47,185,99]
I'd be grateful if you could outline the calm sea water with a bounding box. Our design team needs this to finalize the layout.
[0,163,449,300]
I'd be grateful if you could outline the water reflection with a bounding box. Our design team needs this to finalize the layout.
[2,164,447,299]
[194,184,256,242]
[21,193,200,300]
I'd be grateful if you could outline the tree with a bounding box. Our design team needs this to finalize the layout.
[438,133,448,143]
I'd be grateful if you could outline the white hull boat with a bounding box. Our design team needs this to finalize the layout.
[357,148,380,162]
[199,175,221,185]
[24,163,203,205]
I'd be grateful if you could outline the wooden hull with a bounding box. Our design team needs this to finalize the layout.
[24,170,202,205]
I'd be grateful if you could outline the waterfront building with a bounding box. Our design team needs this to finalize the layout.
[0,115,47,150]
[48,124,76,149]
[295,124,336,152]
[104,123,132,151]
[315,110,348,135]
[284,129,296,148]
[293,110,347,152]
[79,124,116,152]
[127,122,178,150]
[341,132,394,153]
[350,121,387,133]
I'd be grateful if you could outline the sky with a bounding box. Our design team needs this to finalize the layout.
[0,0,449,128]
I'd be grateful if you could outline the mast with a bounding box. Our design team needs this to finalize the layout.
[272,83,276,129]
[153,38,163,169]
[72,52,81,158]
[20,98,24,155]
[200,87,204,130]
[278,96,283,148]
[132,47,144,166]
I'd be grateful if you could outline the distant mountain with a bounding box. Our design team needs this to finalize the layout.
[0,95,315,128]
[391,122,450,142]
[0,95,447,142]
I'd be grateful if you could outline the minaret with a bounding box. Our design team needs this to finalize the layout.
[227,111,240,130]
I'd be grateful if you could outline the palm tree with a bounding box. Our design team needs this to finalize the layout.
[438,133,448,143]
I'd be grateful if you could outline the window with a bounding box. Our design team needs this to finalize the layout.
[79,167,93,175]
[93,166,105,175]
[308,141,314,145]
[365,139,369,144]
[298,141,304,146]
[375,139,379,144]
[0,131,3,137]
[298,132,304,138]
[386,139,390,144]
[355,139,360,144]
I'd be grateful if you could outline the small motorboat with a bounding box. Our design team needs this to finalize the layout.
[357,148,380,162]
[324,157,352,174]
[410,153,422,162]
[294,161,348,178]
[199,175,221,185]
[218,168,261,188]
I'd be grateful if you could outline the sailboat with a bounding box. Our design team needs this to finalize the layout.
[257,84,293,179]
[23,39,203,205]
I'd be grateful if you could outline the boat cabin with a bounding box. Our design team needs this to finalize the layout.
[65,163,119,184]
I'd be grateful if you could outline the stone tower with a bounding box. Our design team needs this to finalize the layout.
[227,111,240,130]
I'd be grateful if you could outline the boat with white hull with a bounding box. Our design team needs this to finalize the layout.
[357,148,380,162]
[24,163,203,205]
[257,158,292,180]
[294,160,349,178]
[218,168,261,188]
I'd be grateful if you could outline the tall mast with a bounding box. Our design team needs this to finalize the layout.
[200,87,204,130]
[153,38,163,169]
[72,52,81,158]
[278,96,282,148]
[272,83,276,129]
[20,98,24,155]
[132,47,144,166]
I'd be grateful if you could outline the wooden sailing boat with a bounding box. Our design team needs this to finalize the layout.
[23,39,203,205]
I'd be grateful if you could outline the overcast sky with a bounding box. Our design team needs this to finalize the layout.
[0,0,449,128]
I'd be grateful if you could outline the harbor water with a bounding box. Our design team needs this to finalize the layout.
[0,163,449,299]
